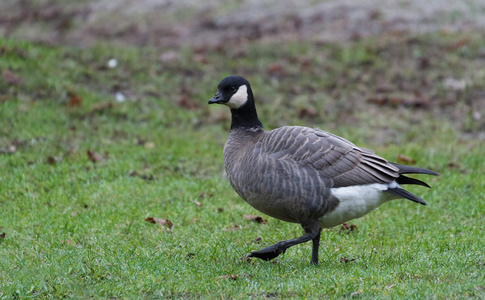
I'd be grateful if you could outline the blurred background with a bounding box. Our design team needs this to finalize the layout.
[1,0,484,139]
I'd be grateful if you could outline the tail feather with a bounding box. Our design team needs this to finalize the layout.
[386,187,427,205]
[391,163,439,176]
[396,175,431,188]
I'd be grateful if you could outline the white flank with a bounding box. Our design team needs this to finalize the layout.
[320,182,401,228]
[225,85,248,109]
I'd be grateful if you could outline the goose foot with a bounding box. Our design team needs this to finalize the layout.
[248,244,286,261]
[248,222,321,263]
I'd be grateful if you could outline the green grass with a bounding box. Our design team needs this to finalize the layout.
[0,35,484,298]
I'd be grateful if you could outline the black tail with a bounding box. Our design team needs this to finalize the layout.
[387,163,438,205]
[392,163,438,188]
[386,187,427,205]
[391,163,439,176]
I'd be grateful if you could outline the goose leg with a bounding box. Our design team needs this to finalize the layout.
[248,222,321,263]
[310,229,322,265]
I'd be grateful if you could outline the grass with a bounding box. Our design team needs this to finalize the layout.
[0,34,484,298]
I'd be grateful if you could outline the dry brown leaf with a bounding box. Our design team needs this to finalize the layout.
[298,107,318,119]
[447,162,461,169]
[241,254,252,264]
[267,62,282,75]
[223,225,240,231]
[397,154,416,164]
[340,256,358,263]
[87,150,104,163]
[145,217,173,229]
[219,274,239,281]
[69,93,83,107]
[253,236,262,243]
[177,94,199,110]
[244,214,267,224]
[91,102,114,112]
[2,69,22,85]
[46,156,62,165]
[340,222,357,233]
[0,232,5,239]
[217,207,224,213]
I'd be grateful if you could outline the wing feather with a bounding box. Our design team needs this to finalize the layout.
[258,126,399,188]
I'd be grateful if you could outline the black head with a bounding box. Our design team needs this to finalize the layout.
[208,75,263,130]
[208,76,252,109]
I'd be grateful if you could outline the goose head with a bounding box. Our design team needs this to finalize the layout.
[208,75,252,109]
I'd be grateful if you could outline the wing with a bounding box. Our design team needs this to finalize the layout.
[256,126,400,188]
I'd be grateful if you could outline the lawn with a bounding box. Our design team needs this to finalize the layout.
[0,33,484,298]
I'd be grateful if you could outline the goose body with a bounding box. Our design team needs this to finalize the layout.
[209,75,438,264]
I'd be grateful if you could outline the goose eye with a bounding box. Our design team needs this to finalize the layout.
[230,87,237,92]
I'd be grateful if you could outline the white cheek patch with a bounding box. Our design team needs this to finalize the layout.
[225,85,248,109]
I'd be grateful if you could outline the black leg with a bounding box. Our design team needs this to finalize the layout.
[248,222,321,263]
[310,229,322,265]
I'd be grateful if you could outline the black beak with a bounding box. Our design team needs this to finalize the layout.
[208,91,224,104]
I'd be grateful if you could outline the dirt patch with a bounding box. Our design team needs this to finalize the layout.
[1,0,484,48]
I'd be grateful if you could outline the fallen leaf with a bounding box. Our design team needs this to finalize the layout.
[367,96,405,107]
[87,150,104,163]
[91,102,114,112]
[194,54,208,64]
[0,232,5,239]
[177,93,199,110]
[68,93,82,107]
[144,142,155,149]
[267,62,282,75]
[447,162,461,169]
[145,217,173,230]
[217,207,224,213]
[253,236,262,243]
[192,200,203,207]
[0,145,17,153]
[219,274,239,281]
[298,107,318,119]
[397,154,416,164]
[244,214,267,224]
[2,69,22,85]
[241,254,253,264]
[340,256,358,263]
[160,51,181,62]
[46,156,62,165]
[223,225,240,231]
[339,223,357,233]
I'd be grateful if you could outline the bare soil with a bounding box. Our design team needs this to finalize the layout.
[1,0,484,48]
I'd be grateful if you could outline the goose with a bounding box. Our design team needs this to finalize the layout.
[208,75,438,265]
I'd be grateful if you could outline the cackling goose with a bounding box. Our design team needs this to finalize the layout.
[208,75,438,265]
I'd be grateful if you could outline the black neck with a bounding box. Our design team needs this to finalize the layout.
[229,90,263,131]
[230,104,263,131]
